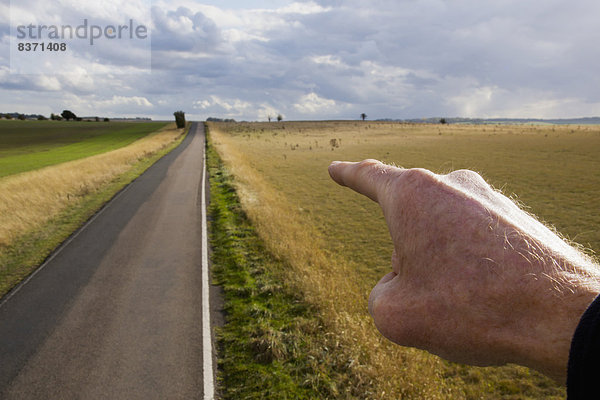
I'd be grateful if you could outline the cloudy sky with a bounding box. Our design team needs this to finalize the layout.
[1,0,600,121]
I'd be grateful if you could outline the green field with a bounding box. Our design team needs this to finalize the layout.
[209,121,600,399]
[0,120,167,177]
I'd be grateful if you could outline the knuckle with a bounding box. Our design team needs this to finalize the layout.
[445,169,490,189]
[402,167,434,180]
[398,168,437,189]
[356,159,385,176]
[448,169,481,180]
[356,159,391,184]
[358,159,381,167]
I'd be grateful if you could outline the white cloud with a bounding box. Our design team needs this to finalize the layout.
[35,75,62,91]
[277,2,331,15]
[0,66,61,92]
[223,28,268,43]
[311,55,345,67]
[294,92,336,114]
[193,95,252,117]
[193,99,211,109]
[0,4,10,26]
[57,94,154,118]
[447,86,499,118]
[256,104,279,121]
[446,85,600,119]
[103,96,153,107]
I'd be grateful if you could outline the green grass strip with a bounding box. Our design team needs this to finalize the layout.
[207,133,372,399]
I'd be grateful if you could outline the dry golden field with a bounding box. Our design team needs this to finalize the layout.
[209,120,600,399]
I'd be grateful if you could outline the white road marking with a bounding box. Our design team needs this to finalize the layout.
[201,132,215,400]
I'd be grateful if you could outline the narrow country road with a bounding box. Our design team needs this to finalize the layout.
[0,123,214,399]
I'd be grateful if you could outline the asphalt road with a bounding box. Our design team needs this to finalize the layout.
[0,123,214,399]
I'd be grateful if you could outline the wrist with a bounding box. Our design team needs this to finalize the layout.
[567,291,600,396]
[517,263,600,382]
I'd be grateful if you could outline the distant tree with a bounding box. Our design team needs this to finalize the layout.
[104,117,110,122]
[95,116,100,122]
[17,114,26,120]
[174,111,186,129]
[38,115,48,120]
[277,114,283,122]
[50,113,57,120]
[5,114,13,120]
[75,117,82,121]
[61,110,77,121]
[440,118,447,124]
[268,115,272,122]
[361,113,367,121]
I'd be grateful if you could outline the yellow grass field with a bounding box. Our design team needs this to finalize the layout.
[209,121,600,399]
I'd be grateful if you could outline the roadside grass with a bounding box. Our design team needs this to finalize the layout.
[208,141,372,399]
[0,120,167,177]
[0,123,188,298]
[206,120,600,398]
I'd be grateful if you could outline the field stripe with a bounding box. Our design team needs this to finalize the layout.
[201,131,215,400]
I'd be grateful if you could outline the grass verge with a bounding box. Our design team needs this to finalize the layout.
[0,123,189,298]
[207,135,373,399]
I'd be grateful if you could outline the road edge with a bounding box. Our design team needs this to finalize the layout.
[201,123,215,400]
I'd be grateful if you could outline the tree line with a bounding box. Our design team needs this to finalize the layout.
[0,110,110,122]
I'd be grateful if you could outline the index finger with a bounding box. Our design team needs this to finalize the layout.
[328,159,400,203]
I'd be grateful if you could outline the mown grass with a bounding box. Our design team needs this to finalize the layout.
[207,120,600,399]
[0,123,188,298]
[208,138,373,399]
[0,120,167,177]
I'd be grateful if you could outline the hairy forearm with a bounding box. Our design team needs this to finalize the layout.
[484,209,600,381]
[508,254,600,382]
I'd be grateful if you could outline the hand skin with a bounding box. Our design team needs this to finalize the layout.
[328,159,600,383]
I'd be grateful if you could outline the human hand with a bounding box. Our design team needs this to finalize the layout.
[329,159,600,382]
